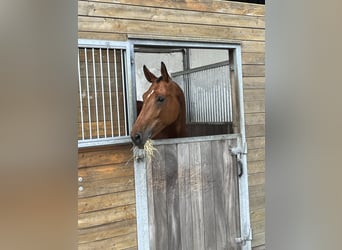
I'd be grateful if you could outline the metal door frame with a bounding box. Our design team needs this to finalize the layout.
[130,38,251,250]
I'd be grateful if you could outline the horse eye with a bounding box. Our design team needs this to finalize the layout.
[157,95,165,103]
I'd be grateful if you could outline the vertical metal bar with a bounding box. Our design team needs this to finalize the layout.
[92,48,100,138]
[218,83,222,123]
[184,48,191,122]
[209,86,212,123]
[134,149,151,250]
[78,49,85,140]
[239,46,251,250]
[222,67,226,122]
[229,49,240,133]
[99,48,107,138]
[107,48,114,137]
[220,67,224,122]
[84,48,92,139]
[202,88,204,123]
[228,63,233,122]
[126,41,135,133]
[196,89,199,122]
[114,49,121,136]
[120,49,128,136]
[225,65,229,122]
[200,88,203,123]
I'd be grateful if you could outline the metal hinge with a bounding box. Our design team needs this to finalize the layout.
[134,148,145,162]
[235,227,253,246]
[230,141,247,156]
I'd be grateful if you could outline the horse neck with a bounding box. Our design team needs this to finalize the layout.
[154,90,186,139]
[156,117,186,139]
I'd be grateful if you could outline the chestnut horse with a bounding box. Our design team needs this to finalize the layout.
[131,62,186,148]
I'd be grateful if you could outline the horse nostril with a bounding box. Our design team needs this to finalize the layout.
[132,132,142,145]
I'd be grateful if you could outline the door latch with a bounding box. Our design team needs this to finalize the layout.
[230,142,247,177]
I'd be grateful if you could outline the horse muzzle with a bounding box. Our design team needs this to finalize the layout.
[131,130,151,149]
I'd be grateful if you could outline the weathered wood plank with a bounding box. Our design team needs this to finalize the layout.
[244,89,265,101]
[250,208,265,224]
[78,144,133,168]
[244,100,265,114]
[243,76,265,89]
[248,184,265,199]
[78,31,127,41]
[251,220,265,235]
[78,219,136,244]
[212,140,228,249]
[200,141,217,250]
[242,41,265,53]
[78,163,134,182]
[246,124,265,137]
[251,232,265,247]
[78,232,137,250]
[78,17,265,42]
[189,142,205,250]
[78,190,136,213]
[123,247,138,250]
[165,144,181,250]
[79,2,265,29]
[248,161,265,174]
[242,52,265,65]
[79,0,265,17]
[139,137,243,249]
[245,113,265,125]
[246,137,265,150]
[248,172,265,187]
[177,143,193,250]
[78,204,136,229]
[151,145,168,250]
[243,64,265,77]
[78,175,135,198]
[249,196,265,211]
[248,149,265,162]
[252,244,266,250]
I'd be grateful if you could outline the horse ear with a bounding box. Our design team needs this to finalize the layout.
[143,65,157,83]
[160,61,170,82]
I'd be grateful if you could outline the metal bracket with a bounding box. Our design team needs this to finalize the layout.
[235,227,253,246]
[134,148,145,162]
[230,141,247,156]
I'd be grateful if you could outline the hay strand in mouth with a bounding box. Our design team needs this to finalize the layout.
[144,139,158,160]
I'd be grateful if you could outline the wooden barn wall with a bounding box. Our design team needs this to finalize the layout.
[78,0,265,249]
[78,145,137,249]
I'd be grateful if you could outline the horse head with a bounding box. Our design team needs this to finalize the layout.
[131,62,186,148]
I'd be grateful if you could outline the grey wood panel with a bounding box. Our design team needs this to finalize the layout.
[165,144,181,250]
[212,140,228,249]
[151,145,168,250]
[146,137,240,250]
[177,143,193,250]
[201,141,217,250]
[189,142,205,250]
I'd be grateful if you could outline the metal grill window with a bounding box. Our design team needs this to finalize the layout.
[172,61,232,123]
[78,44,128,146]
